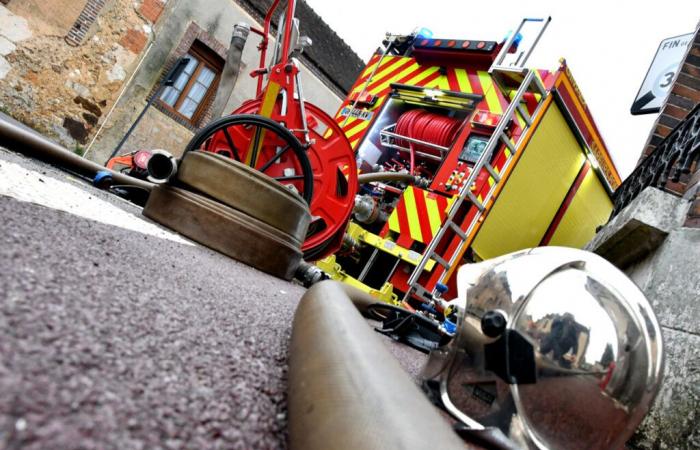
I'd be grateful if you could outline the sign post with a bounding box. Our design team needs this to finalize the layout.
[631,32,693,115]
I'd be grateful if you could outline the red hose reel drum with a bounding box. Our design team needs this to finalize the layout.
[204,100,358,261]
[395,109,462,156]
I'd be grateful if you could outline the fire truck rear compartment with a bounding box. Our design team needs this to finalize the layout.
[355,84,482,178]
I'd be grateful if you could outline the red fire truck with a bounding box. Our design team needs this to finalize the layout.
[316,18,621,305]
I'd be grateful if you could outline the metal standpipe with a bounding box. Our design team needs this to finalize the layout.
[209,23,251,120]
[0,118,153,190]
[357,171,418,185]
[287,281,466,450]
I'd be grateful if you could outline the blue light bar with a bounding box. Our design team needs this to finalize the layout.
[416,27,433,39]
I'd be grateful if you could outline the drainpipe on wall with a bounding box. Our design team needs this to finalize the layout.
[84,0,186,160]
[83,42,154,160]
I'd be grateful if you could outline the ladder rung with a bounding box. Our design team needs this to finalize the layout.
[466,190,484,211]
[448,221,467,240]
[413,285,434,302]
[433,254,451,269]
[517,104,532,126]
[499,133,516,153]
[484,163,501,183]
[533,74,547,96]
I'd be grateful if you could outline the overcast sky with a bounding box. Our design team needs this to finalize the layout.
[304,0,699,179]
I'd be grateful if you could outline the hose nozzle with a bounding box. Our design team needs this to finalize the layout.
[146,149,178,184]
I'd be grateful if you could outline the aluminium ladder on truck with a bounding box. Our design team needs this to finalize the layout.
[402,17,552,303]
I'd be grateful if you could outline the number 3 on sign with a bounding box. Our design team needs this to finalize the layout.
[653,64,676,98]
[660,72,674,88]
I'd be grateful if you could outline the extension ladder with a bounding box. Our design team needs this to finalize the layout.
[402,17,551,303]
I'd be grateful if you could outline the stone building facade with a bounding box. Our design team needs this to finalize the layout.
[588,22,700,449]
[0,0,364,162]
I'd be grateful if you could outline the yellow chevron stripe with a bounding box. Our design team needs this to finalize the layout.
[351,56,405,95]
[425,197,443,237]
[368,63,422,95]
[455,68,473,93]
[345,120,370,139]
[477,71,503,115]
[360,55,383,79]
[402,66,440,87]
[341,115,359,129]
[434,75,450,90]
[388,207,400,232]
[403,187,423,242]
[351,58,392,96]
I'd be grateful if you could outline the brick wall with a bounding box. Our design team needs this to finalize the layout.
[64,0,107,46]
[139,0,165,23]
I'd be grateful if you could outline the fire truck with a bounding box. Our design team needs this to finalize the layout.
[316,18,621,305]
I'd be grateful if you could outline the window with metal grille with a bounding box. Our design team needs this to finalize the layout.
[158,40,223,124]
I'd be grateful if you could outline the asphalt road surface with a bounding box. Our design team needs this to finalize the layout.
[0,148,428,449]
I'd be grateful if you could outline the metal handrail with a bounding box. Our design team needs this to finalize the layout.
[489,17,551,72]
[379,123,450,154]
[611,102,700,218]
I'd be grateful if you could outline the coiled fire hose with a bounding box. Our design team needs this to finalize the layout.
[288,281,467,450]
[395,109,461,174]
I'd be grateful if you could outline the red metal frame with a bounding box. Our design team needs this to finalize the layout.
[206,0,358,260]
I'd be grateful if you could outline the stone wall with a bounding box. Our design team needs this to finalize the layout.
[587,188,699,449]
[0,0,162,152]
[0,0,349,162]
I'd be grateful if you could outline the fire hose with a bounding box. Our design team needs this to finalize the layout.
[288,281,467,450]
[0,118,153,190]
[395,109,461,174]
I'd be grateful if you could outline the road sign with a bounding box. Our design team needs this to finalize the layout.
[631,32,694,115]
